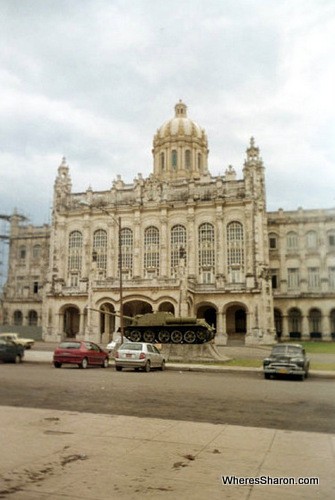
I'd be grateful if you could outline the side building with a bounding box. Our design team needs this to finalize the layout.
[268,208,335,341]
[0,214,50,338]
[1,102,334,343]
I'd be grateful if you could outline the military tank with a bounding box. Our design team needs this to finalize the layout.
[124,312,215,344]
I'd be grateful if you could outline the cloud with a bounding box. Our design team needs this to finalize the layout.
[0,0,335,225]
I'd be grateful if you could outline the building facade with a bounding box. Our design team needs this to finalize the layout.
[1,102,334,344]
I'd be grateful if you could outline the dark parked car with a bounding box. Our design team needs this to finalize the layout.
[263,343,310,380]
[0,338,25,363]
[53,341,109,369]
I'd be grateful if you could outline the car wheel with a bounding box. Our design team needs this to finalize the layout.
[299,373,305,381]
[102,358,109,368]
[80,358,88,369]
[264,373,270,379]
[144,361,151,372]
[160,360,165,371]
[53,361,62,368]
[14,354,22,364]
[116,366,122,371]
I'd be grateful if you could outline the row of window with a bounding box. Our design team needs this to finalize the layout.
[160,150,203,171]
[269,231,335,251]
[18,244,42,260]
[15,277,40,295]
[68,222,245,282]
[12,310,38,326]
[271,267,335,290]
[275,308,335,335]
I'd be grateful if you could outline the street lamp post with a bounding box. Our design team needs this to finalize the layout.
[79,201,124,343]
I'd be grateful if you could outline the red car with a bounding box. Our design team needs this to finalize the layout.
[53,341,109,369]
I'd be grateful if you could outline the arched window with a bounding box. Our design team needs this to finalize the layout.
[287,231,298,250]
[120,228,133,279]
[144,226,159,277]
[13,310,23,326]
[19,246,26,260]
[306,231,317,249]
[185,150,191,170]
[93,229,107,270]
[227,221,244,283]
[327,230,335,248]
[269,233,278,250]
[198,223,215,283]
[28,310,38,326]
[308,267,320,290]
[171,150,177,169]
[274,309,282,339]
[288,268,299,290]
[288,308,301,338]
[330,309,335,337]
[68,231,83,272]
[197,153,202,170]
[329,267,335,290]
[170,225,187,277]
[309,308,322,338]
[32,245,41,259]
[160,152,165,171]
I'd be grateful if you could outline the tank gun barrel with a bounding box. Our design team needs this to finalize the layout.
[85,306,134,322]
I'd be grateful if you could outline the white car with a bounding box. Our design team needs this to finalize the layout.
[115,342,165,372]
[0,333,35,349]
[106,336,129,356]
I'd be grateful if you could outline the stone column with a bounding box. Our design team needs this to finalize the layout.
[215,310,227,345]
[301,315,309,341]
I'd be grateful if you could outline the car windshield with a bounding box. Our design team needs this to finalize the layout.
[272,345,302,356]
[59,342,81,349]
[120,342,142,351]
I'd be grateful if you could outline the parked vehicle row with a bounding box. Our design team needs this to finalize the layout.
[52,340,166,372]
[2,336,311,382]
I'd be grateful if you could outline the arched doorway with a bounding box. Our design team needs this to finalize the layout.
[63,306,80,338]
[197,305,217,331]
[309,308,322,339]
[331,309,335,341]
[158,302,175,314]
[225,304,247,345]
[288,308,302,339]
[123,300,153,325]
[274,309,283,341]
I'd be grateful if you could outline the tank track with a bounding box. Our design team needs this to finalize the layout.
[125,326,214,344]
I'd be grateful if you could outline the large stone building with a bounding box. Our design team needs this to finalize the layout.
[1,102,335,344]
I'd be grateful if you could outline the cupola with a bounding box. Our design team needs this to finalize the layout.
[152,101,209,181]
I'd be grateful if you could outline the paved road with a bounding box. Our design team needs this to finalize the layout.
[1,363,335,433]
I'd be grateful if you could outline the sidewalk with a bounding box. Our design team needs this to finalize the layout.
[2,349,335,499]
[0,405,334,499]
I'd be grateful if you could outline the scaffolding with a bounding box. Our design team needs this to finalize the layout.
[0,214,11,294]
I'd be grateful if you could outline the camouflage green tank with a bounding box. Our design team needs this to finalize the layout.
[125,312,215,344]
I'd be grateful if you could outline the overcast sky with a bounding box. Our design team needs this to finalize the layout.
[1,0,335,227]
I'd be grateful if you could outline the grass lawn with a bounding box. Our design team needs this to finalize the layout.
[294,341,335,354]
